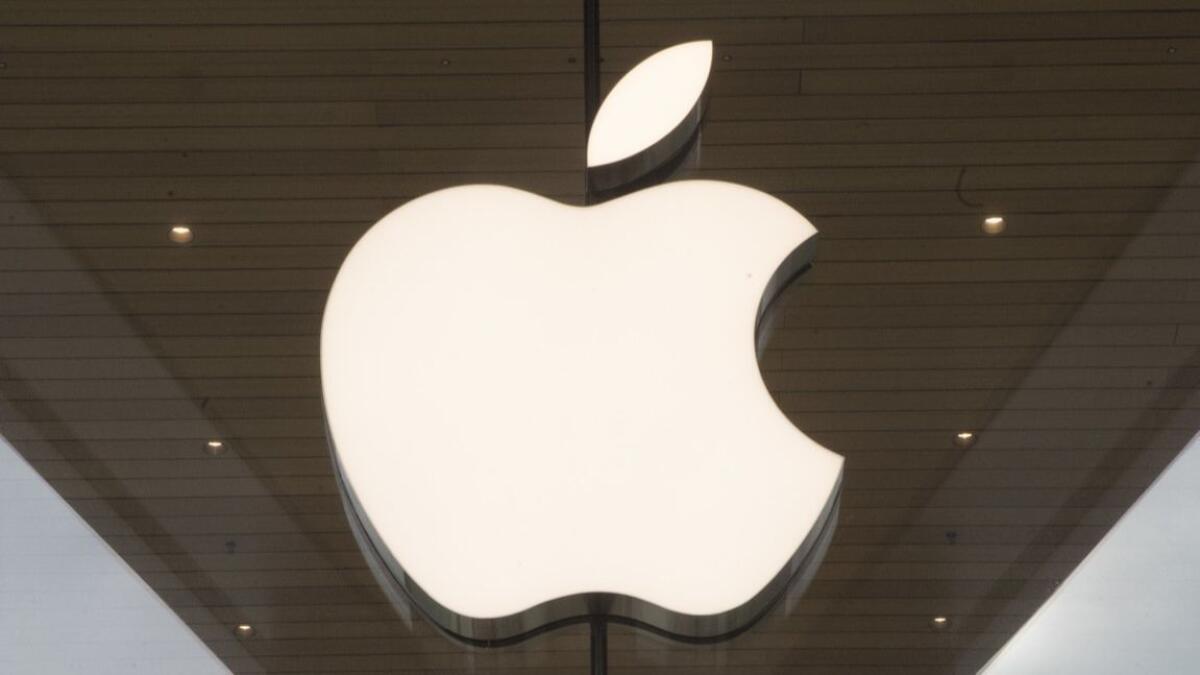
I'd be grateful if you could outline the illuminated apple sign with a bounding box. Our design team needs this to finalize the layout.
[321,40,843,644]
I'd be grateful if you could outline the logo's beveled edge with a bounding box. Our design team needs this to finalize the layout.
[585,81,709,199]
[330,438,842,645]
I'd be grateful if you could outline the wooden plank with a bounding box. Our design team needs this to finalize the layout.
[66,496,345,520]
[2,356,319,379]
[767,367,1200,391]
[5,186,1200,227]
[190,625,1005,654]
[4,407,1197,442]
[0,307,1187,339]
[779,300,1200,325]
[0,70,793,104]
[24,437,1160,477]
[706,117,1200,144]
[14,437,330,460]
[166,592,1034,622]
[0,314,325,337]
[804,11,1200,44]
[147,578,1052,608]
[818,236,1200,262]
[0,1,579,24]
[708,38,1200,70]
[784,280,1200,303]
[2,340,1193,380]
[4,0,1196,23]
[0,126,583,153]
[2,417,327,442]
[0,73,585,104]
[7,374,1193,410]
[809,213,1200,238]
[120,558,1089,589]
[100,531,352,556]
[803,258,1200,285]
[0,224,362,248]
[0,100,578,128]
[1,149,577,182]
[0,17,808,54]
[8,234,1200,272]
[0,246,350,271]
[9,389,1196,424]
[44,499,1132,535]
[8,258,1198,295]
[0,101,384,127]
[802,64,1200,95]
[5,164,1199,209]
[4,140,1197,183]
[3,291,1197,328]
[607,0,1200,18]
[0,282,1194,315]
[61,505,1132,536]
[6,91,1200,133]
[781,387,1200,411]
[0,48,582,79]
[2,215,1195,251]
[703,140,1200,169]
[0,334,321,355]
[74,511,349,535]
[821,427,1197,451]
[4,173,580,204]
[709,91,1200,120]
[2,115,1198,153]
[0,23,579,51]
[7,39,1200,81]
[1,378,324,400]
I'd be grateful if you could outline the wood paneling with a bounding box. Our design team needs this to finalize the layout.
[2,1,1199,674]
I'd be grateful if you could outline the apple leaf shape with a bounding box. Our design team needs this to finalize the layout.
[322,180,844,644]
[586,41,712,195]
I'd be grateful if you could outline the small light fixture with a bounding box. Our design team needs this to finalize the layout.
[930,615,951,630]
[953,431,976,449]
[169,224,194,244]
[982,215,1006,235]
[204,439,227,456]
[234,623,255,639]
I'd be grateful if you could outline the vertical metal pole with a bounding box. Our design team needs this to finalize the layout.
[585,2,604,658]
[583,0,600,203]
[586,6,609,671]
[585,7,608,672]
[583,0,600,131]
[589,615,608,675]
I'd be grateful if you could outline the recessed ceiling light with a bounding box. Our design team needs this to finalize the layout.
[953,431,976,449]
[982,215,1006,235]
[234,623,255,639]
[204,439,227,456]
[930,615,951,630]
[169,224,194,244]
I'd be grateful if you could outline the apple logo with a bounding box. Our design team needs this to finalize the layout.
[321,40,844,645]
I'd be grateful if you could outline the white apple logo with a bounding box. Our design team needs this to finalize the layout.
[321,41,843,643]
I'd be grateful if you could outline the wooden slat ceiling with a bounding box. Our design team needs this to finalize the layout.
[2,1,1199,673]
